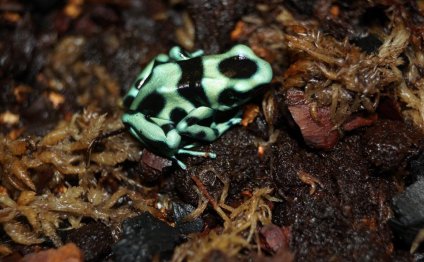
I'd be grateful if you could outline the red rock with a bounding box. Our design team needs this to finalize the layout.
[343,114,378,131]
[286,89,378,149]
[260,224,291,253]
[286,89,339,149]
[141,149,173,171]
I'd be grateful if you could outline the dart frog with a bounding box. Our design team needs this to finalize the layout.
[122,44,273,169]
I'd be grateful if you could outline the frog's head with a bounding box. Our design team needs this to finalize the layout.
[207,44,273,109]
[122,111,181,158]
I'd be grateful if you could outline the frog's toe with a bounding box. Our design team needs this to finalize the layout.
[177,148,216,158]
[172,157,187,170]
[183,144,196,149]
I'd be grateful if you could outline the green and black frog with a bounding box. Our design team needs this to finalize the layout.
[122,44,273,169]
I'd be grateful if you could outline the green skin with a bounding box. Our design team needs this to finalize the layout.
[122,44,273,169]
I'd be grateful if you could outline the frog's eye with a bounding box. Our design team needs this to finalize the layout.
[218,56,258,79]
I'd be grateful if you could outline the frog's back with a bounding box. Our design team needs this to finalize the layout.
[129,58,207,123]
[125,44,272,123]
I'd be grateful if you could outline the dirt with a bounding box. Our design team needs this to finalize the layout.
[1,0,424,261]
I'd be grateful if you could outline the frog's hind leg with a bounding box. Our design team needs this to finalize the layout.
[176,107,220,142]
[179,116,241,159]
[175,107,242,162]
[177,107,242,142]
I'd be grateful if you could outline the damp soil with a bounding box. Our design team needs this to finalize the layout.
[1,0,424,261]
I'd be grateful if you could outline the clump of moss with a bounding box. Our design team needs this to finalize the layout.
[284,22,409,127]
[172,184,280,262]
[0,111,160,247]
